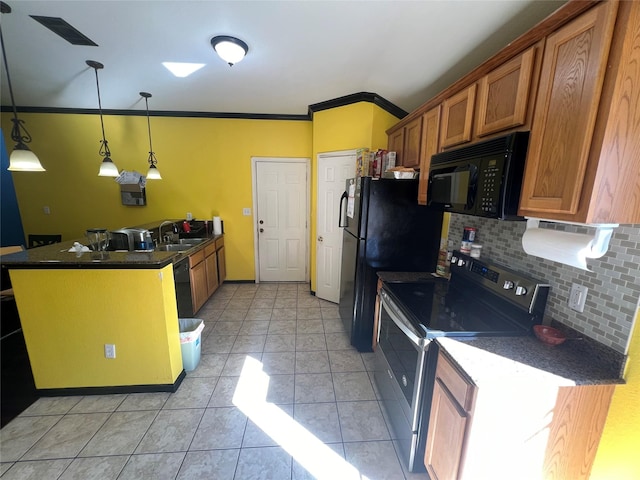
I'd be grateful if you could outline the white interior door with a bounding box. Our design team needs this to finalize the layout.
[254,159,309,282]
[316,151,356,303]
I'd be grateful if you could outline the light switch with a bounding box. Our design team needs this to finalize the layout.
[43,206,51,215]
[243,208,251,216]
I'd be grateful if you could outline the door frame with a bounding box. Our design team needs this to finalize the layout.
[251,157,311,284]
[315,149,357,301]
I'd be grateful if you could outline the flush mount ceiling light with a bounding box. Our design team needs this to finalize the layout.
[211,35,248,66]
[162,62,205,78]
[1,1,45,172]
[86,60,119,177]
[140,92,161,180]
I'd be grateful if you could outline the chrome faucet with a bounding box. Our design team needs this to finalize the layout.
[158,220,175,243]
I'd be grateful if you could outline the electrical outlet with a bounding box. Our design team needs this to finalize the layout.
[104,344,116,359]
[243,208,251,216]
[568,283,588,313]
[186,212,193,221]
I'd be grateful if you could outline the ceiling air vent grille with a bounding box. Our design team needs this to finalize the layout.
[30,16,98,46]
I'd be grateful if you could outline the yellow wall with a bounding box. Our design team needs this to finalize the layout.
[591,306,640,479]
[1,103,399,285]
[309,103,400,290]
[10,265,182,388]
[1,113,312,280]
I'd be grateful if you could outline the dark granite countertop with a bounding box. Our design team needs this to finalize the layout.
[436,336,624,387]
[0,231,223,270]
[377,271,625,386]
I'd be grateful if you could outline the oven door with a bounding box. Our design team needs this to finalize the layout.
[374,291,431,472]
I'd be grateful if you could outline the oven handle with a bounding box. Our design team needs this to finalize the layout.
[380,291,426,348]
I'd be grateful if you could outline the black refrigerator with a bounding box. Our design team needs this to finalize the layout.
[338,177,443,352]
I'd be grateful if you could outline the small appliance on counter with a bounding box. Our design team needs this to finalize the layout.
[107,228,153,251]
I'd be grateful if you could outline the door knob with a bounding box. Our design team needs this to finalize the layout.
[317,236,323,242]
[259,228,264,233]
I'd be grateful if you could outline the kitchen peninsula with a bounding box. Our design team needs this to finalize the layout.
[1,222,224,395]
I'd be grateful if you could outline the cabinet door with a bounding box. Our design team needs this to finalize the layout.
[205,251,219,296]
[388,128,405,166]
[440,84,476,149]
[190,261,208,313]
[424,378,468,480]
[418,106,441,205]
[217,245,226,284]
[476,46,536,137]
[402,117,423,168]
[519,2,617,217]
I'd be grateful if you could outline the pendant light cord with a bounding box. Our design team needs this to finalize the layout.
[0,21,31,144]
[92,66,111,158]
[144,96,154,155]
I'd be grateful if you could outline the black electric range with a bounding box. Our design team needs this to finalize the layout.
[382,251,551,338]
[374,251,550,473]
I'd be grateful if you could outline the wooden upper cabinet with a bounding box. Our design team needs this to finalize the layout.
[476,46,536,137]
[519,1,619,221]
[418,106,441,205]
[440,84,476,149]
[387,128,404,166]
[402,116,423,168]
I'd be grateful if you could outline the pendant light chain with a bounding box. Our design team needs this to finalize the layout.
[0,20,30,145]
[144,95,156,165]
[141,91,161,179]
[92,66,111,159]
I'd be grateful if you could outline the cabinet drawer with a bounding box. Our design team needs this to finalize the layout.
[204,242,217,257]
[436,352,474,411]
[188,249,205,268]
[215,236,225,250]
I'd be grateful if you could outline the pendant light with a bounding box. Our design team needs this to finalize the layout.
[86,60,119,177]
[140,92,161,180]
[1,2,45,172]
[210,35,248,66]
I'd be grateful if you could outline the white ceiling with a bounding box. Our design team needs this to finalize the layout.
[1,0,566,116]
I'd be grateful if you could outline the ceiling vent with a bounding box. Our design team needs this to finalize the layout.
[30,15,97,46]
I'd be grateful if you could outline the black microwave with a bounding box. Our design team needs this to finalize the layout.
[427,131,530,220]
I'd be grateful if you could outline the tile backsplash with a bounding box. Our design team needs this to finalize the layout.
[448,214,640,354]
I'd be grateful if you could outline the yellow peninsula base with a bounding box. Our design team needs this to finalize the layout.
[10,265,184,392]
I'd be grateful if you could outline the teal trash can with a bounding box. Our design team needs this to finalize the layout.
[178,318,204,371]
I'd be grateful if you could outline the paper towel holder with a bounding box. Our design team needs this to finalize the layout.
[525,217,618,260]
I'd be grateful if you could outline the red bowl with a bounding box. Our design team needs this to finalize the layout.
[533,325,567,346]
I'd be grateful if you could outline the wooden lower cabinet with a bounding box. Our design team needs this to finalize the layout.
[216,237,226,284]
[425,349,615,479]
[189,252,208,314]
[424,351,475,480]
[204,243,219,297]
[188,236,226,314]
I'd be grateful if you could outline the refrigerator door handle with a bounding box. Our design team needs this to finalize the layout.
[338,191,348,227]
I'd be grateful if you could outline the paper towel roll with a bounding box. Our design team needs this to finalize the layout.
[522,219,615,271]
[522,227,593,270]
[213,216,222,235]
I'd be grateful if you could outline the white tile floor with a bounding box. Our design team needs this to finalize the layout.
[0,283,430,480]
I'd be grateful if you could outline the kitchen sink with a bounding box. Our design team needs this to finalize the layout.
[177,238,207,245]
[156,244,194,252]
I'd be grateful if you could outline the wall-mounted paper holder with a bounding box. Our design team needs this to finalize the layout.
[522,218,618,271]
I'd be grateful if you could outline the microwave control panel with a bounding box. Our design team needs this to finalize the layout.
[478,158,503,215]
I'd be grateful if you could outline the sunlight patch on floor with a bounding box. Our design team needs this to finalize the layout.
[233,355,369,480]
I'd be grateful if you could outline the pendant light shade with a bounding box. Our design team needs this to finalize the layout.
[211,35,248,66]
[86,60,119,177]
[140,92,162,180]
[1,2,45,172]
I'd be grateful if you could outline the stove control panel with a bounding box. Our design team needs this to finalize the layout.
[450,250,550,316]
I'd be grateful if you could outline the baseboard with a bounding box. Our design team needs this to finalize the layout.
[36,370,186,396]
